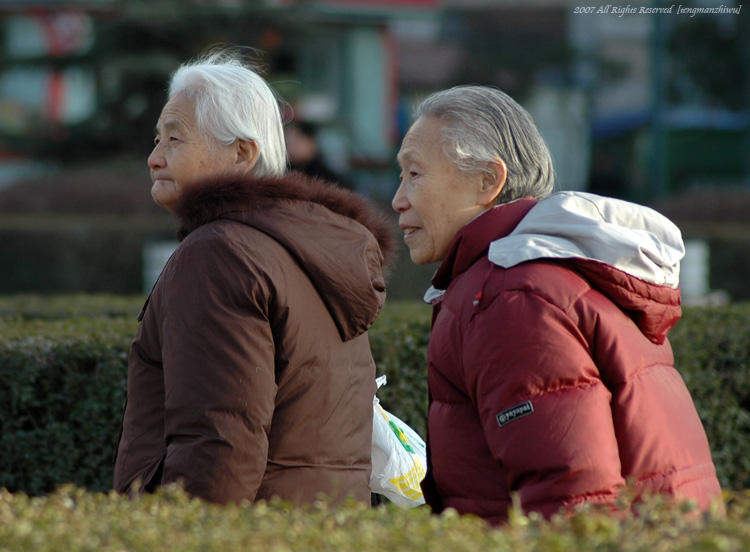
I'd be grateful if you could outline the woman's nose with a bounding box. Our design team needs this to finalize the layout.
[392,182,409,212]
[147,144,164,170]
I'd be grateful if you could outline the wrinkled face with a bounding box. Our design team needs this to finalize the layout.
[393,115,486,265]
[148,92,237,212]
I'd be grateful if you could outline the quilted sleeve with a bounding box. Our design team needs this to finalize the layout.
[158,231,277,504]
[462,289,626,518]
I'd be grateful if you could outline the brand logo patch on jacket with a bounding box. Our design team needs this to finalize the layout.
[496,401,534,427]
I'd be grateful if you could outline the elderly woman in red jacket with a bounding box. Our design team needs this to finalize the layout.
[113,48,393,505]
[392,85,722,524]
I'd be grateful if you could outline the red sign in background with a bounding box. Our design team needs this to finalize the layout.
[281,0,437,6]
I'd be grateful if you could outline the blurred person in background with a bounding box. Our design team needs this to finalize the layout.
[113,47,394,505]
[392,84,723,524]
[285,120,356,190]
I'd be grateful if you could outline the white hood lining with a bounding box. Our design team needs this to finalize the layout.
[488,192,684,289]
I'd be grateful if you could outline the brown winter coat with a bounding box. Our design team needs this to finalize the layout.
[113,172,394,505]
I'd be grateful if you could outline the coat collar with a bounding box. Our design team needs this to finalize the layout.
[173,171,395,268]
[431,198,539,291]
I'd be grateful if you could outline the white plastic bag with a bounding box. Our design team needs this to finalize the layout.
[370,375,426,508]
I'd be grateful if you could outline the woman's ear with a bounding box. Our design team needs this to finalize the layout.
[235,139,260,172]
[479,157,507,206]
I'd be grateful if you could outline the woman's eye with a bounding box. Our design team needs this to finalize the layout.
[398,168,420,182]
[154,135,179,145]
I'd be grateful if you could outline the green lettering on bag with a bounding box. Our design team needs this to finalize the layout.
[388,420,415,454]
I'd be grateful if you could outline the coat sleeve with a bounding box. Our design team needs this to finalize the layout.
[158,233,277,504]
[462,290,626,518]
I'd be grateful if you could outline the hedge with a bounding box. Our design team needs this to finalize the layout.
[1,295,749,497]
[0,484,743,552]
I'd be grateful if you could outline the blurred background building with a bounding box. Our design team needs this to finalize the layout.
[0,0,748,301]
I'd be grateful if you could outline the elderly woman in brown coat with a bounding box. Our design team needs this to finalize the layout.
[113,48,393,505]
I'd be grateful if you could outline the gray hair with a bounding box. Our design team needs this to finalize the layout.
[414,85,555,204]
[168,47,287,178]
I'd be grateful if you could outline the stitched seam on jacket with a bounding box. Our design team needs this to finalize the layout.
[431,399,475,407]
[608,362,678,390]
[563,489,617,507]
[635,463,715,487]
[529,378,599,399]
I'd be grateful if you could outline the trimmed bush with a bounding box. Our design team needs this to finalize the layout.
[0,315,136,495]
[1,296,750,496]
[670,305,750,490]
[0,485,742,551]
[0,294,145,320]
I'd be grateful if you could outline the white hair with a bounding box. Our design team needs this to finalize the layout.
[414,85,555,204]
[168,47,287,178]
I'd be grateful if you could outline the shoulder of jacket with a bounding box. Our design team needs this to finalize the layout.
[180,218,280,251]
[446,259,593,319]
[168,222,288,285]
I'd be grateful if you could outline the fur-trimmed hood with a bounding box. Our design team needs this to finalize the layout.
[173,171,396,341]
[175,171,395,263]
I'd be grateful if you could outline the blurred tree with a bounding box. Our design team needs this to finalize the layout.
[2,0,302,161]
[87,1,284,157]
[440,7,571,99]
[668,16,745,110]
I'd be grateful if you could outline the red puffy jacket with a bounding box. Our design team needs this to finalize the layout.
[420,193,722,525]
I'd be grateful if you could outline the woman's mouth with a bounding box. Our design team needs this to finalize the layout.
[402,227,420,241]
